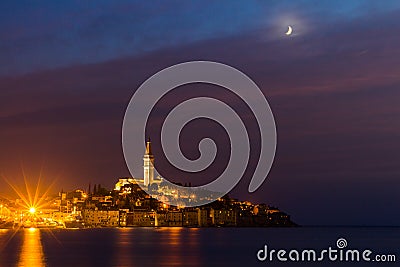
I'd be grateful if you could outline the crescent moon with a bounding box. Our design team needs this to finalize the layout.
[285,26,293,36]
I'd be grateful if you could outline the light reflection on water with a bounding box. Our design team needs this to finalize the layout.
[165,228,201,266]
[114,228,134,267]
[114,227,202,267]
[18,228,45,267]
[0,227,398,267]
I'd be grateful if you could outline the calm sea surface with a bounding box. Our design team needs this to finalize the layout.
[0,227,398,267]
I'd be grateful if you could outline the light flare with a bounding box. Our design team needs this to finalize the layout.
[0,170,61,251]
[3,172,57,215]
[29,207,36,214]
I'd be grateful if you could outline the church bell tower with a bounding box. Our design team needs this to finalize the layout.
[143,139,154,186]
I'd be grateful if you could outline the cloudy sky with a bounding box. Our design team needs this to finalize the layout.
[1,0,400,226]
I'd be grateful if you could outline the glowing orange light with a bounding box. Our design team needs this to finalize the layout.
[29,207,36,214]
[3,170,57,217]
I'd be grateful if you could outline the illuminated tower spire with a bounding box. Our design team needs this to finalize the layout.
[143,138,154,186]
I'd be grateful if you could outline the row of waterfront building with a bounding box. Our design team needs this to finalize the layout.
[53,180,295,228]
[0,140,295,229]
[81,207,237,228]
[0,179,295,228]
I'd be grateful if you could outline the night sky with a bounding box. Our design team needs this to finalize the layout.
[1,1,400,226]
